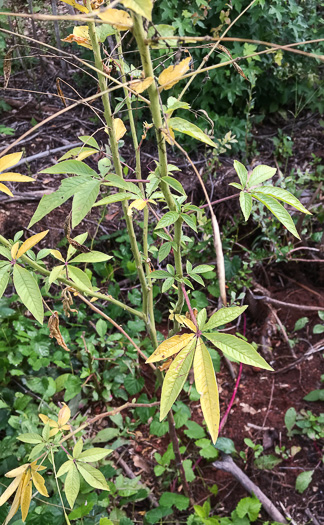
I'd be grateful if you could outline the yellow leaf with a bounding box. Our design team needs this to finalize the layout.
[175,314,197,332]
[30,461,46,472]
[161,125,175,145]
[50,249,65,263]
[31,471,49,497]
[5,464,29,479]
[4,475,24,525]
[49,428,59,437]
[62,26,92,49]
[58,403,71,427]
[77,149,98,161]
[158,57,191,91]
[0,172,34,182]
[0,474,23,506]
[127,199,148,216]
[114,118,127,142]
[0,183,13,197]
[20,472,32,522]
[0,152,23,173]
[98,8,133,30]
[194,339,220,444]
[129,76,154,94]
[146,333,195,363]
[11,241,19,259]
[60,0,89,13]
[16,230,49,259]
[121,0,153,20]
[39,414,58,427]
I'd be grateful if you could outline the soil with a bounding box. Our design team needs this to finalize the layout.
[0,62,323,525]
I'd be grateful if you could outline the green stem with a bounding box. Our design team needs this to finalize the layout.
[132,13,184,321]
[0,234,144,319]
[86,2,149,317]
[50,447,71,525]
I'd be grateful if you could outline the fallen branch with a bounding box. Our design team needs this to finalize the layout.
[212,454,287,523]
[252,294,324,312]
[274,339,324,374]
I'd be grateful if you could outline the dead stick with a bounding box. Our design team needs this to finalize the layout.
[212,455,287,523]
[252,295,324,312]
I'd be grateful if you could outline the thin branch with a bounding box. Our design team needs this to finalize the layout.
[219,363,243,433]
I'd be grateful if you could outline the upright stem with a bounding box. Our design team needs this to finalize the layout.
[86,3,149,317]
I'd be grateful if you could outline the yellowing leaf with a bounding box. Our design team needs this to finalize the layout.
[77,149,98,161]
[60,0,89,13]
[194,340,220,444]
[161,125,175,145]
[20,473,32,522]
[158,57,191,91]
[98,8,133,30]
[127,199,147,216]
[129,76,154,93]
[4,475,23,525]
[0,172,34,182]
[58,403,71,427]
[31,471,49,497]
[11,242,19,259]
[160,337,196,420]
[114,118,127,141]
[175,314,197,332]
[50,249,65,263]
[0,183,13,197]
[5,465,29,479]
[16,230,49,259]
[62,26,92,49]
[0,152,23,173]
[121,0,153,20]
[147,333,195,363]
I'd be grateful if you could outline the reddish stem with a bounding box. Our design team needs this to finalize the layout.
[181,283,198,328]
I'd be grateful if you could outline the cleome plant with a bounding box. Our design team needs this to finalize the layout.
[0,0,314,523]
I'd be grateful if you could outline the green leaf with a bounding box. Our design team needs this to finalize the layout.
[79,135,100,149]
[67,265,93,290]
[72,180,100,228]
[236,496,261,521]
[92,428,120,443]
[13,264,44,324]
[73,438,83,459]
[29,175,90,227]
[233,160,248,187]
[0,269,10,300]
[248,165,276,187]
[184,420,206,440]
[252,193,300,238]
[57,460,74,478]
[284,407,296,432]
[229,182,243,190]
[59,147,98,161]
[17,433,43,444]
[49,265,65,285]
[203,332,273,370]
[65,462,80,509]
[204,306,248,331]
[303,389,324,402]
[294,317,309,331]
[150,270,172,279]
[124,375,144,395]
[67,232,88,261]
[194,340,220,443]
[155,211,180,229]
[160,338,196,420]
[121,0,153,20]
[295,470,314,493]
[168,117,218,148]
[41,160,97,177]
[159,492,190,511]
[313,324,324,334]
[77,462,109,491]
[183,459,195,482]
[158,242,172,263]
[240,192,252,221]
[254,186,311,214]
[254,455,282,470]
[162,277,174,293]
[191,265,214,274]
[103,173,141,197]
[78,448,112,462]
[190,273,204,286]
[69,251,112,264]
[197,308,207,330]
[96,23,116,42]
[166,96,190,112]
[182,213,197,232]
[94,192,134,207]
[162,176,186,195]
[0,246,11,260]
[214,437,236,455]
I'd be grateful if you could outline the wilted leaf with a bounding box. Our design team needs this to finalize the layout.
[127,198,148,216]
[158,57,191,91]
[129,77,154,93]
[60,0,88,13]
[113,118,127,142]
[58,403,71,427]
[98,8,133,30]
[62,26,92,49]
[147,333,195,363]
[0,152,23,173]
[194,340,220,443]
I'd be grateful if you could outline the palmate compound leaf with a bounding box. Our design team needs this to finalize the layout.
[203,332,273,371]
[252,193,300,239]
[160,337,196,421]
[13,264,44,324]
[194,339,220,444]
[146,333,195,363]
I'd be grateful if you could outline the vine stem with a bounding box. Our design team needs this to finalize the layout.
[219,363,243,434]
